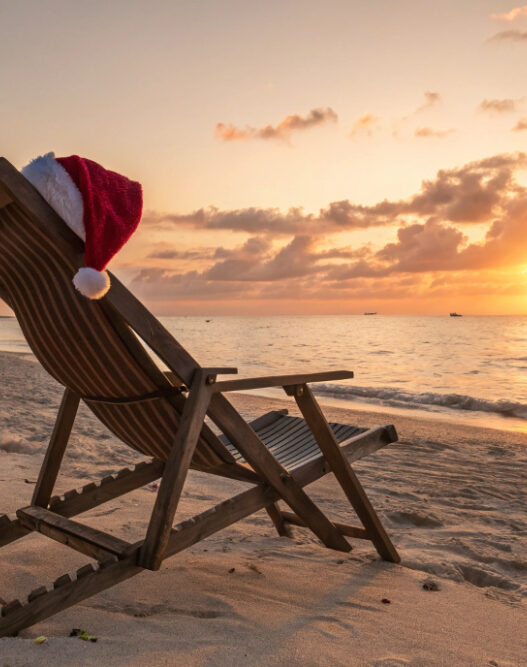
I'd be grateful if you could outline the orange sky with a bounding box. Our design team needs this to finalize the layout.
[1,1,527,315]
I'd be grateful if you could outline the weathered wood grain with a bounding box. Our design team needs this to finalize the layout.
[17,506,131,560]
[294,384,400,562]
[32,388,80,507]
[139,371,212,570]
[212,371,353,393]
[208,394,351,553]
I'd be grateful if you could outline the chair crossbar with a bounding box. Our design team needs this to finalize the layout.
[0,423,396,638]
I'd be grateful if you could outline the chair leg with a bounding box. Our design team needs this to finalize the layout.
[139,371,211,571]
[265,502,293,538]
[32,388,80,508]
[293,384,400,563]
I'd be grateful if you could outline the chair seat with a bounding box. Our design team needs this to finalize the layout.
[220,413,366,471]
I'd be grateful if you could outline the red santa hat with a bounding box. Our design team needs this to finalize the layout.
[21,152,143,299]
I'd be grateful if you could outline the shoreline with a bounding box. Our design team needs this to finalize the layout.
[0,351,526,664]
[249,385,527,439]
[233,390,527,446]
[2,348,526,437]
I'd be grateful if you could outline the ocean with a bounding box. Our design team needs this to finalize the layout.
[1,314,526,433]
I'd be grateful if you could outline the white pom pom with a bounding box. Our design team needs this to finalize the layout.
[73,268,111,299]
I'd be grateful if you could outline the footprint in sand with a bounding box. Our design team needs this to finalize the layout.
[310,614,358,640]
[457,563,518,591]
[387,510,443,528]
[94,601,227,619]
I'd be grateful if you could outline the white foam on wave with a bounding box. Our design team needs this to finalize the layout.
[313,384,527,420]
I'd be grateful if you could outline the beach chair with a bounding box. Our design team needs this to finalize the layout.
[0,156,400,637]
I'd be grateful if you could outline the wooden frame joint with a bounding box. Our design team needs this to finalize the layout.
[283,383,306,397]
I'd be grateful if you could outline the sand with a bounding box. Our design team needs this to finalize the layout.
[0,351,526,666]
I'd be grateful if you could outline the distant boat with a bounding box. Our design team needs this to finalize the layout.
[450,312,462,317]
[364,312,377,315]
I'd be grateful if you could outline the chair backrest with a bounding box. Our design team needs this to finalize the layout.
[0,158,227,468]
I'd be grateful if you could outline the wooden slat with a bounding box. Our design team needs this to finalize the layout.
[258,419,307,451]
[0,185,13,209]
[32,388,80,507]
[221,413,296,461]
[16,506,132,560]
[208,394,351,553]
[0,516,30,548]
[190,462,261,484]
[266,425,316,463]
[248,409,288,432]
[341,424,397,458]
[49,460,165,517]
[27,586,47,602]
[139,371,212,570]
[223,414,366,472]
[294,384,400,563]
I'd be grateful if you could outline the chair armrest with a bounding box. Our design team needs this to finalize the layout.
[164,367,238,389]
[211,370,353,393]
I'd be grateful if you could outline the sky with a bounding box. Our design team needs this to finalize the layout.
[1,0,527,315]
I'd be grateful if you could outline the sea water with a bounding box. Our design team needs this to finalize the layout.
[1,315,526,433]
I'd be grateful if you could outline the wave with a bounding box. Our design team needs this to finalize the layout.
[312,384,527,420]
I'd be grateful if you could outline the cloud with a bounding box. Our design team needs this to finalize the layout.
[478,98,519,113]
[350,113,378,137]
[401,153,526,222]
[145,153,526,238]
[148,247,216,260]
[215,107,338,142]
[513,117,527,131]
[129,152,527,309]
[146,205,315,235]
[489,29,527,41]
[392,91,443,136]
[415,91,441,114]
[205,235,329,282]
[130,182,527,306]
[330,188,527,280]
[414,127,455,138]
[491,5,527,21]
[132,197,527,302]
[375,219,466,273]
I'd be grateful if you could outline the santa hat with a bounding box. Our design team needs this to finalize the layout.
[21,153,143,299]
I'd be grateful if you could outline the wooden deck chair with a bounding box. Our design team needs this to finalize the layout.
[0,156,400,637]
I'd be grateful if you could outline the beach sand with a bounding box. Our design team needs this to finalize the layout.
[0,351,526,665]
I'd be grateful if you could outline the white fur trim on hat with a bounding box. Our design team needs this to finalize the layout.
[73,267,111,299]
[21,152,86,241]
